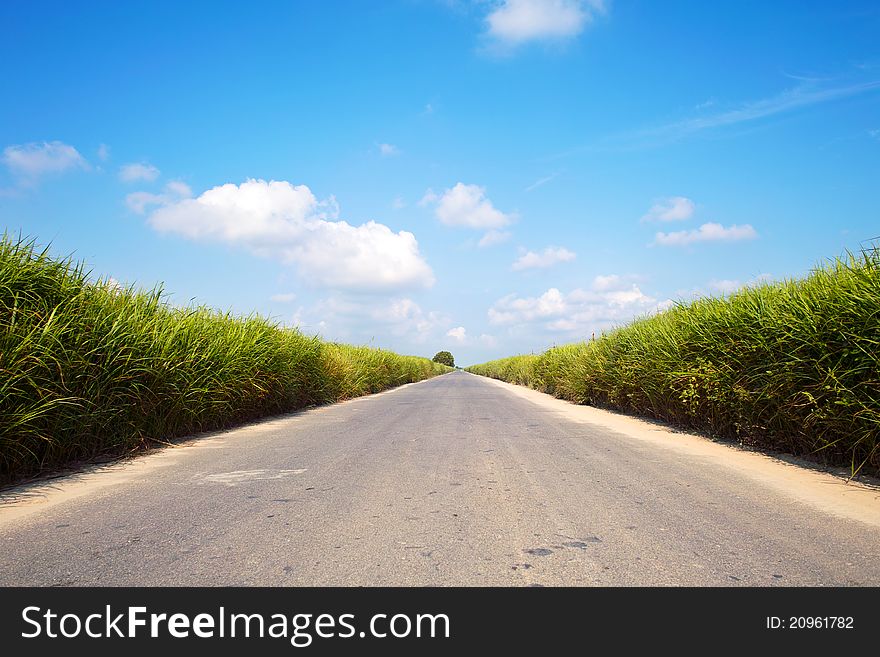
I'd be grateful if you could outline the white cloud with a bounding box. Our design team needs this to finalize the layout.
[642,196,695,222]
[98,276,123,293]
[423,182,514,229]
[125,192,158,214]
[479,333,498,348]
[2,141,88,179]
[378,143,399,157]
[489,287,568,325]
[119,162,160,183]
[512,246,576,271]
[125,180,192,213]
[418,189,438,206]
[486,0,605,46]
[489,274,667,335]
[654,222,758,247]
[708,273,773,295]
[142,178,435,292]
[391,196,406,210]
[708,279,742,294]
[164,180,192,197]
[302,295,446,344]
[379,298,445,339]
[97,144,110,161]
[270,293,297,303]
[591,274,620,291]
[446,326,467,343]
[478,229,512,247]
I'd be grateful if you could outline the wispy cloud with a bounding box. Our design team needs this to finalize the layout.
[525,172,559,192]
[512,246,576,271]
[779,70,835,84]
[639,81,880,142]
[478,229,512,247]
[708,279,745,295]
[378,143,399,157]
[708,273,773,294]
[125,180,192,213]
[119,162,160,183]
[541,79,880,160]
[654,222,757,247]
[641,196,695,222]
[2,141,89,182]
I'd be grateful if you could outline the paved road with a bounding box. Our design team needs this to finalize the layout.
[1,370,879,586]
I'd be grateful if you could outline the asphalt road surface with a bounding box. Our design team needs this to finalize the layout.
[1,370,879,586]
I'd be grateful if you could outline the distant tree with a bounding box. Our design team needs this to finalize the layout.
[432,351,455,367]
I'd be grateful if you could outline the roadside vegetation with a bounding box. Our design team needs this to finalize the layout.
[0,235,449,482]
[468,247,880,475]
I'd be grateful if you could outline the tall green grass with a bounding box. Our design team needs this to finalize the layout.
[468,248,880,474]
[0,235,449,482]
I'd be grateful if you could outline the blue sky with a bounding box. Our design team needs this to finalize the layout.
[2,0,879,365]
